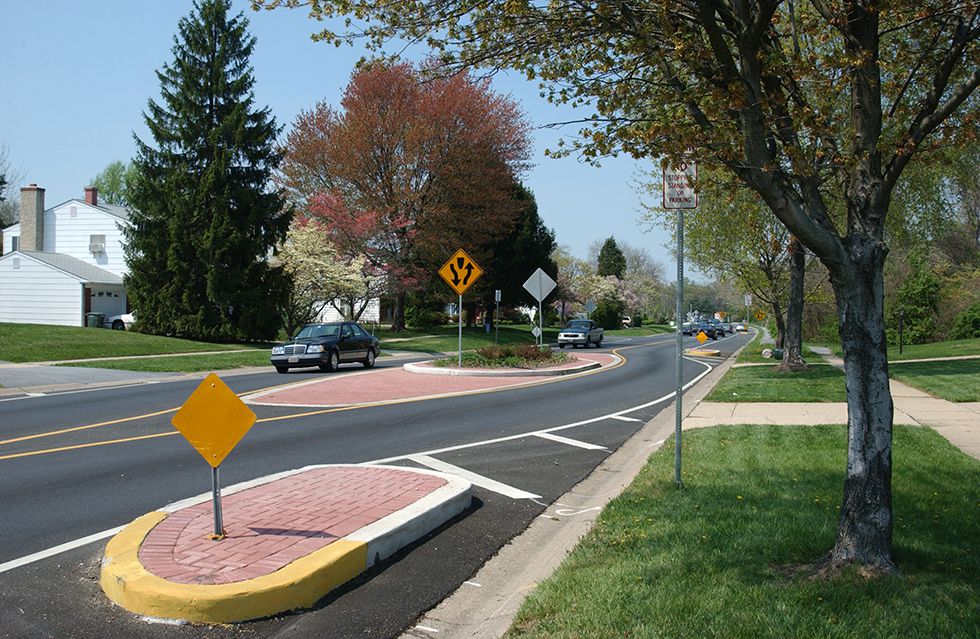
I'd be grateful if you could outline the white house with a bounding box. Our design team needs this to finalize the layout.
[0,185,131,327]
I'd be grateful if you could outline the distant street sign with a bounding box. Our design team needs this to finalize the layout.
[523,268,557,302]
[663,160,698,209]
[495,289,502,303]
[439,248,484,295]
[744,293,753,307]
[755,309,767,321]
[171,373,256,468]
[531,326,542,338]
[717,311,727,319]
[584,299,597,315]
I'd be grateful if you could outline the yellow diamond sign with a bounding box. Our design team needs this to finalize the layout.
[755,310,767,321]
[171,373,257,468]
[438,248,484,295]
[696,331,709,344]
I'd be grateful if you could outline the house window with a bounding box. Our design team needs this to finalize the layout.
[10,236,18,252]
[12,258,19,269]
[70,206,77,218]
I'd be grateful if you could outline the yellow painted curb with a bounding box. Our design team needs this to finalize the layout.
[685,348,721,357]
[100,511,368,623]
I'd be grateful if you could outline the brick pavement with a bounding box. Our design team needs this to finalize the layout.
[138,466,447,585]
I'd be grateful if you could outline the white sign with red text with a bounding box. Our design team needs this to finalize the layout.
[663,161,698,209]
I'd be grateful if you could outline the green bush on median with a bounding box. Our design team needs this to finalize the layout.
[431,344,572,368]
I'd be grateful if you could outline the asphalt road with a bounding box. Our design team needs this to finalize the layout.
[0,331,750,638]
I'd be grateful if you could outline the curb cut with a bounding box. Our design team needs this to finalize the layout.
[100,464,472,624]
[402,357,606,377]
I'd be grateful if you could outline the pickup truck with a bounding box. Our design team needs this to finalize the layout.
[557,319,604,349]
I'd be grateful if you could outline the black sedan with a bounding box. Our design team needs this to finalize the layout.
[270,322,380,373]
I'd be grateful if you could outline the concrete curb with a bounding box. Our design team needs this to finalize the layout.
[100,465,472,624]
[402,357,606,377]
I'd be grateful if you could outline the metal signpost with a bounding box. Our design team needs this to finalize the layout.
[438,249,485,367]
[495,289,501,344]
[664,158,698,487]
[171,373,257,540]
[523,268,557,347]
[744,292,752,328]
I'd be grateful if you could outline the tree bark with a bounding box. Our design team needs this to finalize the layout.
[390,291,406,332]
[771,299,786,348]
[824,240,895,574]
[776,237,808,371]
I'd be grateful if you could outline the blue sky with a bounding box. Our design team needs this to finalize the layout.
[1,0,676,269]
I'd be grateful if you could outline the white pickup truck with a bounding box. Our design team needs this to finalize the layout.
[557,319,604,349]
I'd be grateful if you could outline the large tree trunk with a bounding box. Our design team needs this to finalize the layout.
[824,242,895,574]
[390,291,407,332]
[771,299,786,348]
[776,237,807,371]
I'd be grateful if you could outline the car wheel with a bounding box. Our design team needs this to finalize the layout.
[275,366,288,374]
[319,350,340,372]
[585,337,591,348]
[597,337,603,347]
[363,349,376,368]
[559,344,565,349]
[112,320,125,330]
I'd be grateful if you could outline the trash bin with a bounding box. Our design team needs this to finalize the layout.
[86,312,105,328]
[772,347,784,360]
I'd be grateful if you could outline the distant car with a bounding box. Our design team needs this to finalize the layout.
[735,323,748,332]
[621,316,633,328]
[106,311,136,330]
[681,322,695,335]
[270,321,380,373]
[696,322,720,340]
[558,319,604,348]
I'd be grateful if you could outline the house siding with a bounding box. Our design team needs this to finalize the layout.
[0,255,84,326]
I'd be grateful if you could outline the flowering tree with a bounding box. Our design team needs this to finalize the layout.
[279,61,531,330]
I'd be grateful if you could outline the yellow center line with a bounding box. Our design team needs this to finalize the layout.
[0,345,654,461]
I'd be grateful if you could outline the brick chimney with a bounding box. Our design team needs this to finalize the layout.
[84,186,98,206]
[20,184,45,252]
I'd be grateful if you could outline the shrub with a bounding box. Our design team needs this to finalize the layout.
[594,300,624,330]
[950,302,980,339]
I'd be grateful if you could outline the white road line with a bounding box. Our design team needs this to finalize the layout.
[534,432,607,450]
[610,415,642,422]
[407,455,541,500]
[0,526,123,574]
[415,625,440,633]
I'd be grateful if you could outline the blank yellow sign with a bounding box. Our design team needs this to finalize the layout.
[171,373,257,468]
[696,331,708,344]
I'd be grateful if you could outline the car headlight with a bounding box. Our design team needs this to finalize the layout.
[271,346,285,355]
[307,344,325,353]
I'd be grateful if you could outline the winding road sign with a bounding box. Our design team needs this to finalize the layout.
[439,248,484,295]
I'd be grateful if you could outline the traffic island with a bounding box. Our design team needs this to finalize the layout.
[685,348,722,357]
[100,465,471,624]
[403,354,614,377]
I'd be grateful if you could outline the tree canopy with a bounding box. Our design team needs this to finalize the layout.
[257,0,980,574]
[89,161,138,208]
[126,0,290,341]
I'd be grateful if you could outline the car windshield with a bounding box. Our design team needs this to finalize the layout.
[295,323,341,339]
[566,320,591,330]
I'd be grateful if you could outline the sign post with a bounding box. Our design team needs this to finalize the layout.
[523,268,557,347]
[664,158,698,488]
[171,373,257,540]
[744,292,752,328]
[438,249,484,367]
[495,289,502,344]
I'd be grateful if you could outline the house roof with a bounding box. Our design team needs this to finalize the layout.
[4,251,124,285]
[1,199,131,233]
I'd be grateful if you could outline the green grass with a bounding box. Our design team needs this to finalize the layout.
[377,324,549,352]
[734,329,771,363]
[888,359,980,402]
[706,363,847,402]
[0,322,259,363]
[509,425,979,639]
[54,349,271,373]
[605,324,673,336]
[823,337,980,361]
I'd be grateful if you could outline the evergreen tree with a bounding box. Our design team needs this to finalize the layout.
[124,0,290,341]
[596,237,626,278]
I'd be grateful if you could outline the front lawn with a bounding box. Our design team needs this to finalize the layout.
[54,349,271,373]
[0,322,255,363]
[705,362,847,402]
[888,359,980,402]
[509,425,979,639]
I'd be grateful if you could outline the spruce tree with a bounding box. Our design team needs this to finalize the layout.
[125,0,290,341]
[596,237,626,278]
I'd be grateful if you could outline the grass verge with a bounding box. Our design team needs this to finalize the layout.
[377,325,549,352]
[55,350,271,373]
[821,337,980,361]
[888,359,980,402]
[509,425,979,639]
[0,323,263,363]
[705,363,847,402]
